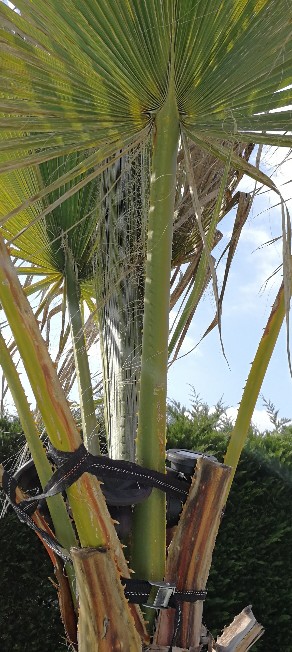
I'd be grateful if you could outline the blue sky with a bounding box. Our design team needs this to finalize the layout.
[168,147,292,429]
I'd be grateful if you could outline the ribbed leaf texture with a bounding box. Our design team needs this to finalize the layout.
[0,0,291,186]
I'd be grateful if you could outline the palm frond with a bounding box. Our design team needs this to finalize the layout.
[0,0,291,198]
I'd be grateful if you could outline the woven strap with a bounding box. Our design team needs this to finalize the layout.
[121,577,207,607]
[16,443,189,515]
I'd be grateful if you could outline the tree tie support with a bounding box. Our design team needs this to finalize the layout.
[122,577,206,610]
[1,449,207,650]
[1,442,192,562]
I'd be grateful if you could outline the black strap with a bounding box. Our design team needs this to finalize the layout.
[2,468,206,607]
[121,577,207,607]
[2,466,205,652]
[17,443,190,514]
[1,445,190,565]
[122,578,206,652]
[2,469,71,562]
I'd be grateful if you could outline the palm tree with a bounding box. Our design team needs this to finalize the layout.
[96,148,149,461]
[0,1,291,648]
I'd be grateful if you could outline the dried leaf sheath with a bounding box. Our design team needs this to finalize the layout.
[155,458,231,648]
[72,547,142,652]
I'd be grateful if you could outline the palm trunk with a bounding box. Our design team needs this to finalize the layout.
[97,149,149,461]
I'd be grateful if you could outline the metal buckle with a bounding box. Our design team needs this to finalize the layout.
[144,581,176,609]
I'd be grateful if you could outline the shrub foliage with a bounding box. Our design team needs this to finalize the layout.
[0,416,65,652]
[167,397,292,650]
[1,402,291,651]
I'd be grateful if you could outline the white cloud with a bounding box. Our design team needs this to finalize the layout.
[169,308,178,330]
[251,409,274,432]
[2,0,19,11]
[179,334,203,357]
[220,236,282,318]
[226,406,273,432]
[89,341,102,368]
[236,145,291,212]
[225,407,238,423]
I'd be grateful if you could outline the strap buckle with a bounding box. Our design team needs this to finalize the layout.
[145,581,176,609]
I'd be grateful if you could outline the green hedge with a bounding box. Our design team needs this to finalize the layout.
[1,410,291,650]
[167,407,292,650]
[0,418,65,652]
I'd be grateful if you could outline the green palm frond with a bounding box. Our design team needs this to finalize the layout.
[2,153,98,281]
[0,148,102,451]
[0,0,291,201]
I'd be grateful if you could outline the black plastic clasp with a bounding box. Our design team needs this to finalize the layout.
[144,581,176,609]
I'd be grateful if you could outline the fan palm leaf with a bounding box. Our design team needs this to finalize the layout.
[1,153,101,453]
[0,0,290,186]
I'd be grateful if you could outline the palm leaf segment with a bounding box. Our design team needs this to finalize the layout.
[1,151,99,374]
[0,0,291,186]
[0,154,102,454]
[2,154,97,286]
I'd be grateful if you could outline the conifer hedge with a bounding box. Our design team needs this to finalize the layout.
[167,404,292,650]
[0,418,65,652]
[1,409,291,650]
